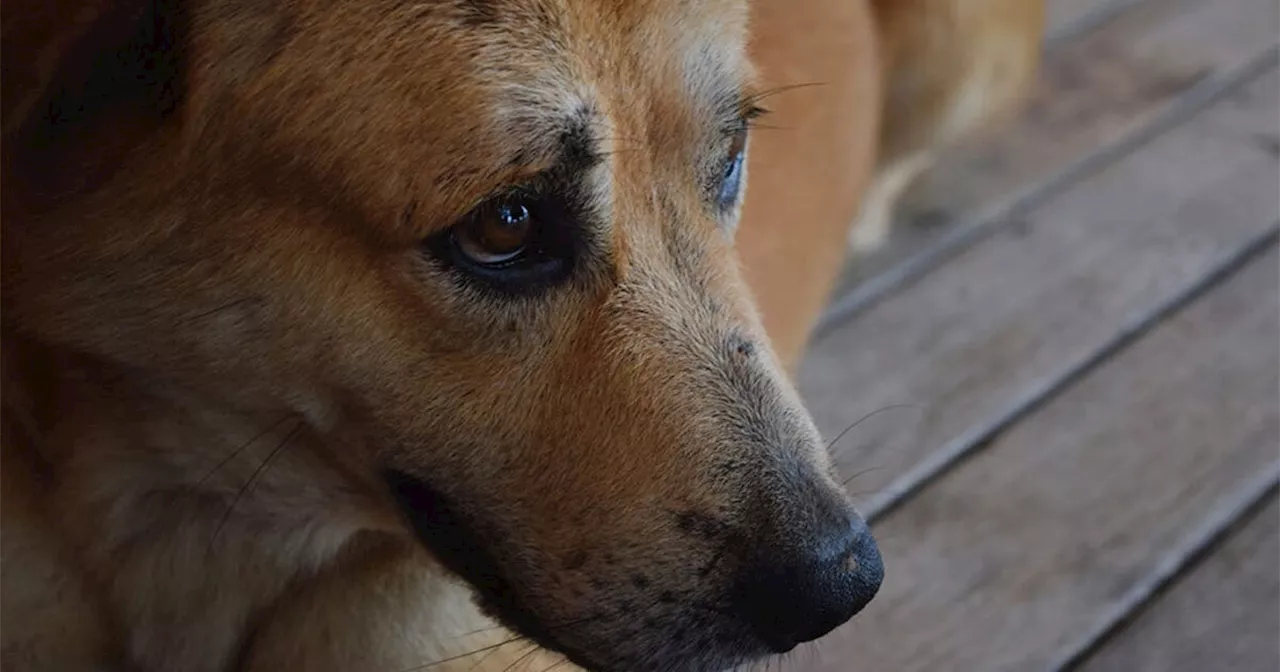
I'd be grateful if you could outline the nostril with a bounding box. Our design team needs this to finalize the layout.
[733,518,883,653]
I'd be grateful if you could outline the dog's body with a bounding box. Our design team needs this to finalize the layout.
[849,0,1046,253]
[0,1,1042,671]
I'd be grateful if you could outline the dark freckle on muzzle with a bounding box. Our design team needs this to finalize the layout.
[669,490,883,655]
[674,509,728,540]
[730,334,756,358]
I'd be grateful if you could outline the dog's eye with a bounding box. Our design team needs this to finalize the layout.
[455,198,534,265]
[425,191,575,296]
[716,127,748,210]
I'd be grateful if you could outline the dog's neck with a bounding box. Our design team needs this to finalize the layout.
[28,344,396,541]
[3,337,434,669]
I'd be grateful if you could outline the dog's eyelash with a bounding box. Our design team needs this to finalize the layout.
[720,104,769,137]
[728,81,826,132]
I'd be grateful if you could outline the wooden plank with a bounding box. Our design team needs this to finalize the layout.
[1047,464,1278,671]
[820,47,1277,335]
[1046,0,1122,38]
[831,0,1279,297]
[1075,495,1280,672]
[913,0,1279,225]
[806,244,1280,672]
[800,68,1280,506]
[1046,0,1150,46]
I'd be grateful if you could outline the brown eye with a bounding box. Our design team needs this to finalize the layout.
[425,188,575,296]
[454,198,535,265]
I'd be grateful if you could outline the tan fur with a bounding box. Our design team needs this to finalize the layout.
[733,0,882,372]
[1,0,1041,670]
[850,0,1046,253]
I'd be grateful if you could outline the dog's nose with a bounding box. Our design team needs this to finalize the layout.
[733,515,883,652]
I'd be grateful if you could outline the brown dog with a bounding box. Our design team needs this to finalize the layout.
[736,0,1045,368]
[849,0,1046,253]
[0,0,1041,670]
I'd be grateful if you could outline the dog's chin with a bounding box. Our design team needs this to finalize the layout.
[381,469,769,672]
[381,470,585,656]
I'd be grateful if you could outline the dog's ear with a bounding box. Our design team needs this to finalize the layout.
[0,0,302,215]
[1,0,189,215]
[1,0,109,137]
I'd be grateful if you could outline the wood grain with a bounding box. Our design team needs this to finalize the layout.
[1077,496,1280,672]
[800,68,1279,505]
[1046,0,1125,38]
[805,244,1279,671]
[834,0,1279,293]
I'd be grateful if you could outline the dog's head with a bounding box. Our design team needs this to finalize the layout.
[2,0,881,669]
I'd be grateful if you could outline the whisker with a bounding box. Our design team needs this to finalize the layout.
[195,415,295,487]
[824,403,925,455]
[537,659,570,672]
[205,422,303,552]
[500,643,541,672]
[453,623,509,640]
[841,465,885,488]
[742,123,792,132]
[466,638,515,672]
[396,634,530,672]
[743,82,826,107]
[421,613,607,672]
[451,612,599,641]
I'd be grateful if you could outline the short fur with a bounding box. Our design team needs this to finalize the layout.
[850,0,1046,252]
[0,0,1042,670]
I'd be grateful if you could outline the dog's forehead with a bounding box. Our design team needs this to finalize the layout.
[402,0,754,225]
[190,0,752,235]
[463,0,750,44]
[453,0,753,118]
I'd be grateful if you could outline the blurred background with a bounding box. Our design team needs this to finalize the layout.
[793,0,1280,669]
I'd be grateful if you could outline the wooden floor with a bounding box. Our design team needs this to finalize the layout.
[793,0,1280,669]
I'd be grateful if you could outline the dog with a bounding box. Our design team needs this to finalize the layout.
[0,0,1041,670]
[849,0,1046,253]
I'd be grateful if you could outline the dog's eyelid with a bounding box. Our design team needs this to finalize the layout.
[418,172,592,297]
[714,105,767,142]
[448,178,550,230]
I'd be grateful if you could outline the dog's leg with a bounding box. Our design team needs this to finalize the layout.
[857,0,1045,253]
[848,150,933,254]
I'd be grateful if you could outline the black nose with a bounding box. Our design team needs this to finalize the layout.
[733,515,883,652]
